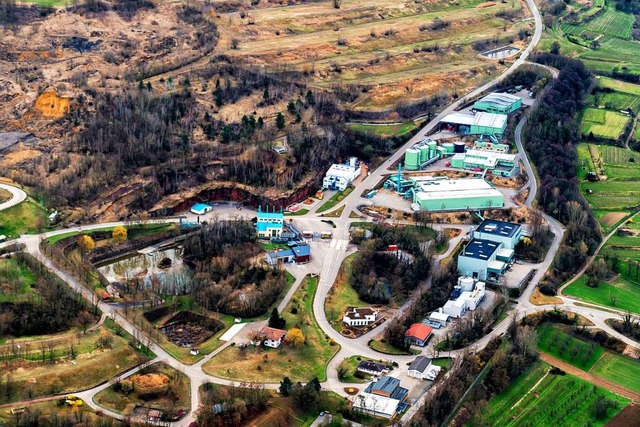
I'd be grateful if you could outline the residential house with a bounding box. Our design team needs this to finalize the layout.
[356,360,389,376]
[343,307,378,327]
[405,323,433,347]
[258,326,287,348]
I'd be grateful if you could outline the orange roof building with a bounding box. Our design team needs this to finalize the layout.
[405,323,433,347]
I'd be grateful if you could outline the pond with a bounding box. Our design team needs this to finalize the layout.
[97,246,193,295]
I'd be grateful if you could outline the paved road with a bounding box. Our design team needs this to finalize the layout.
[5,0,639,424]
[0,182,27,212]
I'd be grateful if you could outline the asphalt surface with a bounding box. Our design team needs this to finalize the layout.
[0,182,27,213]
[3,1,638,424]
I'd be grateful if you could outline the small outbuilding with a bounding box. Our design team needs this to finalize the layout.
[190,203,213,215]
[408,356,442,380]
[428,310,450,326]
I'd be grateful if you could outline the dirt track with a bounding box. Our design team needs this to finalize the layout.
[539,352,640,402]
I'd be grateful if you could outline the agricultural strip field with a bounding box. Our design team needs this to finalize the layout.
[202,276,340,382]
[560,8,634,39]
[216,0,534,111]
[473,361,628,426]
[577,144,640,212]
[537,324,640,394]
[580,108,629,139]
[598,76,640,96]
[541,0,640,75]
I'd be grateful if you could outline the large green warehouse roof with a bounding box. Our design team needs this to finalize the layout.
[474,93,522,114]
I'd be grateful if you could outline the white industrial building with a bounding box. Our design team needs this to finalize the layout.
[439,278,486,319]
[428,310,450,326]
[352,392,402,418]
[411,178,505,212]
[407,356,442,380]
[323,158,360,191]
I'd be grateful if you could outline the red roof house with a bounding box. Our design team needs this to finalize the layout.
[405,323,433,347]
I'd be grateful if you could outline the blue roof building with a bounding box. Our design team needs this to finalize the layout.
[256,206,284,239]
[364,376,409,401]
[190,203,213,215]
[474,219,522,249]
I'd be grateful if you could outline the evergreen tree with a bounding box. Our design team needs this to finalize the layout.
[268,308,285,329]
[276,112,286,130]
[279,376,293,396]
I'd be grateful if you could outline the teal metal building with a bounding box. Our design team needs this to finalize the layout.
[474,93,522,115]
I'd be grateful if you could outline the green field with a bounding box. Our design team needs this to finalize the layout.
[537,324,640,393]
[0,196,51,238]
[590,352,640,393]
[599,77,640,96]
[563,274,640,314]
[324,253,369,331]
[347,122,419,138]
[560,8,634,39]
[580,107,629,139]
[0,258,37,303]
[474,362,628,427]
[577,144,640,211]
[542,0,640,75]
[537,324,605,369]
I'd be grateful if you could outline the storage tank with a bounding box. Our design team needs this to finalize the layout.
[349,157,357,167]
[443,142,455,154]
[458,276,475,292]
[427,140,437,159]
[454,141,466,153]
[405,149,420,171]
[435,146,446,157]
[419,145,430,163]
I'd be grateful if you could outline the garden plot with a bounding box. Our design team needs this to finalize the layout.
[477,362,628,426]
[580,108,629,139]
[159,311,225,348]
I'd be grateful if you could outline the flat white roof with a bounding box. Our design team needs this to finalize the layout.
[488,260,506,271]
[430,312,450,321]
[414,179,503,203]
[497,248,514,258]
[219,323,246,342]
[442,112,508,129]
[353,392,401,417]
[325,163,358,179]
[465,149,516,163]
[474,112,508,129]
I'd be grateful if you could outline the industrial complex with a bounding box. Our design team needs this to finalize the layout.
[322,157,362,191]
[439,111,508,137]
[410,178,504,212]
[473,92,522,115]
[457,219,522,280]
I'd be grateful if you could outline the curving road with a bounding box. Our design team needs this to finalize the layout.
[4,0,639,424]
[0,182,27,212]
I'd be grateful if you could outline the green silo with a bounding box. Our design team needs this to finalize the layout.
[405,149,420,170]
[427,141,437,159]
[419,145,430,163]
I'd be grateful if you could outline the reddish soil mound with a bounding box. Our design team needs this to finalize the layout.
[34,91,70,118]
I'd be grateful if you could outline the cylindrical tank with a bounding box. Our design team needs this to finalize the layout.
[427,141,437,157]
[458,276,474,292]
[419,145,429,163]
[405,149,420,170]
[349,157,357,167]
[443,142,454,154]
[454,142,465,153]
[435,146,446,157]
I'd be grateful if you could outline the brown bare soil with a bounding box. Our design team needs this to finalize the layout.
[0,148,41,168]
[606,404,640,427]
[34,91,70,118]
[539,352,640,401]
[131,372,169,389]
[530,287,563,306]
[601,212,628,227]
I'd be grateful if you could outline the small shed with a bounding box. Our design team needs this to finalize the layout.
[190,203,213,215]
[429,310,450,326]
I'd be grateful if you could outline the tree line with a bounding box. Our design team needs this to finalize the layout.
[525,54,602,293]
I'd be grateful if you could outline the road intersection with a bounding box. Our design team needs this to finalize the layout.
[1,0,638,423]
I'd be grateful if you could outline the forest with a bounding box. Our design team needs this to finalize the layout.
[349,224,431,304]
[524,54,602,292]
[183,220,289,317]
[0,253,97,338]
